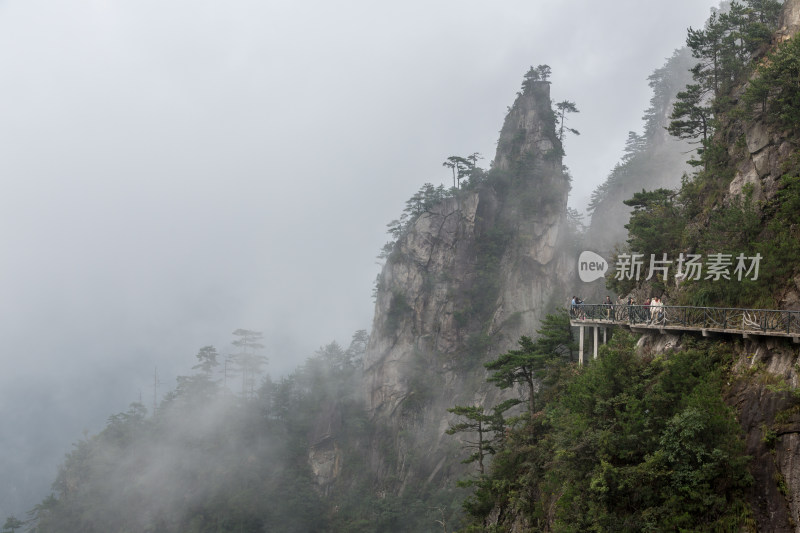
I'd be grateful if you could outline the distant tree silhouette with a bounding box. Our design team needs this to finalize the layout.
[231,329,267,399]
[555,100,580,143]
[2,516,24,533]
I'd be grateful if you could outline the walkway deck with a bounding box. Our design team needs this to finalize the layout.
[569,304,800,364]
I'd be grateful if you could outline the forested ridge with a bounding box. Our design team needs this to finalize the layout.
[17,330,466,532]
[19,332,367,532]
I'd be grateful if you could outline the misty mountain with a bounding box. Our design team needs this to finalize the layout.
[11,0,800,532]
[0,0,722,521]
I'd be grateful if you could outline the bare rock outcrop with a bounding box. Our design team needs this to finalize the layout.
[728,339,800,532]
[778,0,800,42]
[727,121,792,205]
[361,78,574,487]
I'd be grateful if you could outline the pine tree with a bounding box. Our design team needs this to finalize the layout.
[555,100,580,145]
[671,0,782,165]
[446,400,518,475]
[668,84,712,165]
[521,64,552,93]
[484,310,574,419]
[231,329,267,399]
[2,516,24,533]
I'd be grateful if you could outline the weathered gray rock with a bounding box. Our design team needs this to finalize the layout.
[780,274,800,311]
[306,401,344,489]
[361,79,574,488]
[778,0,800,42]
[753,149,772,178]
[308,441,341,492]
[746,121,771,154]
[728,159,763,202]
[729,339,800,532]
[635,331,682,354]
[494,81,559,172]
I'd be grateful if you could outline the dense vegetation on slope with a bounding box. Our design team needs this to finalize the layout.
[458,327,753,531]
[23,334,370,533]
[608,0,800,308]
[456,2,800,531]
[22,332,469,532]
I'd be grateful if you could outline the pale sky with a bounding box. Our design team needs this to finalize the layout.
[0,0,720,517]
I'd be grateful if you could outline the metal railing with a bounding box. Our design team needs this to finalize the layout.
[570,304,800,337]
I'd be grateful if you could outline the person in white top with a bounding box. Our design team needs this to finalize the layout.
[650,296,664,323]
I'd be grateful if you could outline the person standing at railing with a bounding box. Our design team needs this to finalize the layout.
[604,295,613,319]
[571,296,584,319]
[651,297,664,324]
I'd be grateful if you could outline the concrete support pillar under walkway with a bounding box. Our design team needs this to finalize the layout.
[577,324,608,365]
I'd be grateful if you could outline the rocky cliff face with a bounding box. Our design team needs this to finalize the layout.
[360,80,574,485]
[717,5,800,524]
[726,118,794,212]
[637,330,800,532]
[724,100,800,309]
[728,338,800,532]
[623,2,800,527]
[779,0,800,41]
[720,0,800,310]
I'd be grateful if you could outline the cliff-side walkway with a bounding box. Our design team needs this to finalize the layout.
[569,304,800,364]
